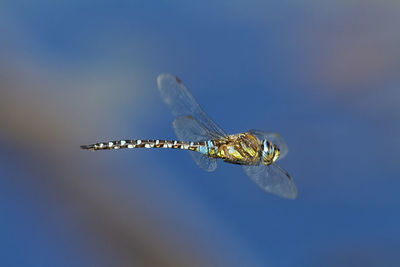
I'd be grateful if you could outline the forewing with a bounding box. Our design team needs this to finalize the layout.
[243,163,298,199]
[248,129,289,159]
[173,115,217,172]
[157,73,227,139]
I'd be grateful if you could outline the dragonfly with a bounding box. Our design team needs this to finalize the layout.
[81,74,298,199]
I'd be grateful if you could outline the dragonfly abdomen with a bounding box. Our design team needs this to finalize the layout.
[80,139,207,152]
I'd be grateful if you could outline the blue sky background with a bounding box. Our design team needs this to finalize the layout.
[1,1,399,266]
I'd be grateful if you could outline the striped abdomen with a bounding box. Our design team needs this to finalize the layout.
[80,139,207,152]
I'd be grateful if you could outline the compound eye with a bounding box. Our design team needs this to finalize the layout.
[263,140,269,152]
[273,146,280,161]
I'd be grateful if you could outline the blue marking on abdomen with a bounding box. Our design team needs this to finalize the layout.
[199,145,208,155]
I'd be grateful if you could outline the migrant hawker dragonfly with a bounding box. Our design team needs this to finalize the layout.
[81,74,298,199]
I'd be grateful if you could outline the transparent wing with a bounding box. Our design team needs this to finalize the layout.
[243,163,298,199]
[173,115,218,172]
[248,129,289,159]
[157,73,227,139]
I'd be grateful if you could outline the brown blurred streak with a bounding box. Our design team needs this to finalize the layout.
[291,2,400,98]
[0,61,213,267]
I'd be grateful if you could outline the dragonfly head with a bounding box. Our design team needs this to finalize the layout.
[261,139,280,166]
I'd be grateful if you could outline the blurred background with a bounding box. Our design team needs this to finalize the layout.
[1,1,399,266]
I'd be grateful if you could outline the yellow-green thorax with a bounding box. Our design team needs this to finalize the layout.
[212,132,262,165]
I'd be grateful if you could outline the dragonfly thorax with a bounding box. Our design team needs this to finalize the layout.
[211,132,261,165]
[261,139,280,166]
